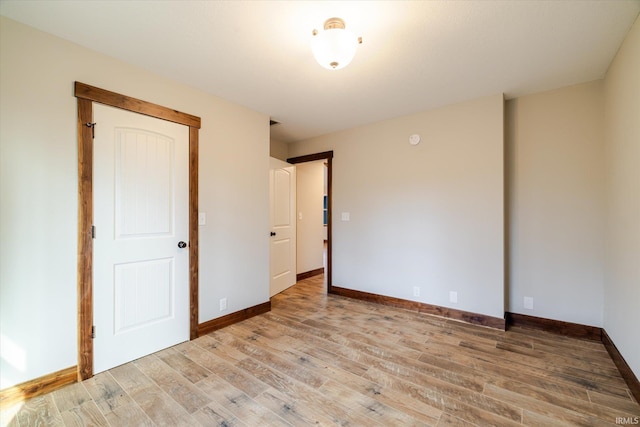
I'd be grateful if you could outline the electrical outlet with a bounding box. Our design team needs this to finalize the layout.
[449,291,458,304]
[220,298,227,311]
[413,286,420,297]
[524,296,534,310]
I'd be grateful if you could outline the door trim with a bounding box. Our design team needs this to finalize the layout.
[286,151,333,292]
[75,82,201,380]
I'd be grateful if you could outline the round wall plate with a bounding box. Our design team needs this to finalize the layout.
[409,134,421,145]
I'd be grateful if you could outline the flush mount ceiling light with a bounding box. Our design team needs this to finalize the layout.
[311,17,362,70]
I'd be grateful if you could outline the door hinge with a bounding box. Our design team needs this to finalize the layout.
[91,225,96,239]
[91,325,96,339]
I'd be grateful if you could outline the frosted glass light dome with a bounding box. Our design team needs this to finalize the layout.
[311,18,360,70]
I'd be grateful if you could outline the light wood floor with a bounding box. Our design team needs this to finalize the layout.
[3,274,639,426]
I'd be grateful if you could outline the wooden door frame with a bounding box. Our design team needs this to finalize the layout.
[286,151,333,292]
[75,82,201,380]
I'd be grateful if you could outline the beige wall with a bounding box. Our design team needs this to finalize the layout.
[603,16,640,377]
[289,94,505,318]
[506,81,605,326]
[0,17,270,388]
[270,138,288,161]
[296,161,325,274]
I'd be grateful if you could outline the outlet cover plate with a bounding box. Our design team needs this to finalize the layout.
[449,291,458,304]
[524,296,534,310]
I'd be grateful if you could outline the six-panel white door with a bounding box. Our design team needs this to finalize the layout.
[269,158,296,296]
[93,103,189,374]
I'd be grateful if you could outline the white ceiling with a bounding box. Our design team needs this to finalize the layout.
[1,1,639,143]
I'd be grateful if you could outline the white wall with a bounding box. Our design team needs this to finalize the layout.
[0,17,269,389]
[296,160,325,274]
[289,94,505,319]
[603,16,640,378]
[506,81,605,326]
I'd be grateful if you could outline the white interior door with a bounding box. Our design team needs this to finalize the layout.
[269,157,296,296]
[93,103,189,374]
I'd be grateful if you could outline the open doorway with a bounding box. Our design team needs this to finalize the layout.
[294,159,326,280]
[287,151,333,292]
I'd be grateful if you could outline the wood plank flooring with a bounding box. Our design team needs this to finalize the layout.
[3,274,639,426]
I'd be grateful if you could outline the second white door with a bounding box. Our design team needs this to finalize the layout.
[93,103,190,374]
[269,158,296,296]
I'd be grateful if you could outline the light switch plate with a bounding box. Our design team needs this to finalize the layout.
[341,212,350,221]
[198,212,206,226]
